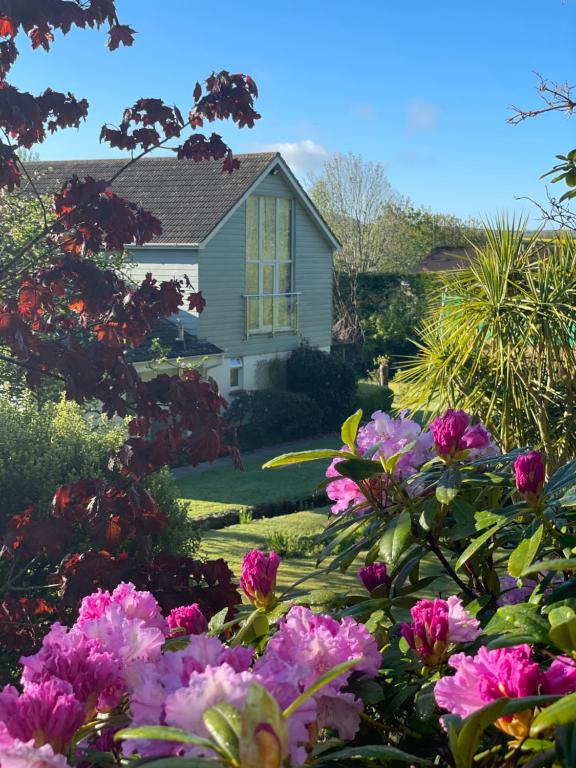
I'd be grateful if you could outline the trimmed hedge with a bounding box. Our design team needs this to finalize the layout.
[286,345,357,431]
[227,389,323,450]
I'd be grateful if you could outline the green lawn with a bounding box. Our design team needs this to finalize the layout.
[175,435,340,518]
[199,507,362,595]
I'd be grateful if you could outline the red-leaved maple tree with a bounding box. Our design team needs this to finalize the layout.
[0,0,260,659]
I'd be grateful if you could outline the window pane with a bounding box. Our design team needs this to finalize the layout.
[263,264,274,294]
[246,197,258,260]
[247,297,260,331]
[278,263,291,294]
[263,197,276,260]
[263,296,273,327]
[278,198,291,261]
[246,262,259,294]
[275,295,296,329]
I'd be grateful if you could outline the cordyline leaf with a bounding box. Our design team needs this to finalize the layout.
[262,449,350,468]
[283,658,362,718]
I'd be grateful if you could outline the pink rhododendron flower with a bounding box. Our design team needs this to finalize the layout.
[20,623,124,712]
[255,606,380,742]
[164,664,254,753]
[514,451,545,503]
[326,456,366,515]
[240,550,280,609]
[0,739,71,768]
[358,562,390,593]
[435,645,576,738]
[76,582,167,634]
[430,410,497,461]
[167,604,208,636]
[402,597,480,666]
[0,680,85,752]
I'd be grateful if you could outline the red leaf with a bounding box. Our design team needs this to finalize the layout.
[0,17,15,38]
[107,24,136,51]
[29,25,54,51]
[188,291,206,313]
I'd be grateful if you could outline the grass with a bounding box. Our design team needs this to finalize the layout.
[175,435,340,518]
[199,507,362,595]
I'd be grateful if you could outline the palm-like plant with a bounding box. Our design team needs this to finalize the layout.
[396,217,576,470]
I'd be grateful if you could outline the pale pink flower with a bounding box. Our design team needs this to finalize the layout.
[0,739,71,768]
[402,597,480,666]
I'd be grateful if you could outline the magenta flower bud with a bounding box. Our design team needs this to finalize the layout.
[459,423,490,451]
[401,596,480,666]
[240,550,280,610]
[430,409,470,458]
[358,562,391,593]
[167,604,208,636]
[514,451,545,503]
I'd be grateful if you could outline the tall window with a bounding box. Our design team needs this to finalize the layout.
[245,195,295,334]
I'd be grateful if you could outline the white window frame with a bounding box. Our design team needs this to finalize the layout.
[245,195,296,335]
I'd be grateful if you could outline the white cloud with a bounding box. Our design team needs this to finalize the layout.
[407,100,439,134]
[254,139,331,175]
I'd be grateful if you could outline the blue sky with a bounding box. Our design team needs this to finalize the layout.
[13,0,576,223]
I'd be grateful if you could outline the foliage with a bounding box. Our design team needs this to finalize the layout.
[227,389,323,450]
[264,405,576,767]
[264,530,321,558]
[354,380,394,415]
[286,345,357,431]
[394,218,576,470]
[0,0,259,655]
[349,271,441,370]
[147,467,201,557]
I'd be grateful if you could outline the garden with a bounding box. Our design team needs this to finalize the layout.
[1,3,576,768]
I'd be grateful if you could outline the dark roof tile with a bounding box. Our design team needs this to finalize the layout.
[25,153,277,245]
[126,318,223,363]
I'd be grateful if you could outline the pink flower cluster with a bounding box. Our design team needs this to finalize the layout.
[0,582,207,765]
[326,409,499,515]
[402,596,481,666]
[435,644,576,738]
[0,581,380,768]
[126,605,380,766]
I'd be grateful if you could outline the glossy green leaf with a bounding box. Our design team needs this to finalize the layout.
[484,604,549,642]
[548,606,576,653]
[455,518,509,571]
[556,723,576,768]
[115,726,217,754]
[379,510,412,566]
[508,524,544,578]
[202,704,240,764]
[283,658,361,718]
[436,466,462,505]
[313,744,431,765]
[334,457,383,482]
[262,449,349,469]
[451,700,507,768]
[531,692,576,735]
[522,559,576,577]
[341,409,362,450]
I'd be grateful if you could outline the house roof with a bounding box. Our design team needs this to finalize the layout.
[26,153,278,246]
[126,318,223,363]
[417,245,475,272]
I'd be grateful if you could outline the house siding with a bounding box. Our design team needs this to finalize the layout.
[126,248,199,334]
[197,169,334,357]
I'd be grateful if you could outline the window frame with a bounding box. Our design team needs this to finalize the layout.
[245,195,295,335]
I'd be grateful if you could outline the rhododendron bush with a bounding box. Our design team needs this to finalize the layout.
[261,407,576,766]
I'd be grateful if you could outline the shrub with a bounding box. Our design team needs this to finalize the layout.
[286,345,357,430]
[147,468,201,557]
[355,380,394,416]
[265,530,321,558]
[227,389,323,450]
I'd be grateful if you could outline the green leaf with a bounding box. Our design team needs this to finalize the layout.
[451,700,507,768]
[556,723,576,768]
[207,607,229,635]
[531,692,576,735]
[283,658,361,718]
[341,409,363,450]
[548,606,576,653]
[334,457,383,482]
[202,704,240,764]
[522,559,576,577]
[436,466,462,505]
[129,759,222,768]
[484,604,549,643]
[487,634,541,650]
[262,449,350,469]
[455,518,509,571]
[379,510,412,567]
[115,726,217,754]
[508,524,544,578]
[313,745,431,765]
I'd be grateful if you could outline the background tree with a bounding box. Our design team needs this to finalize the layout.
[0,0,260,656]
